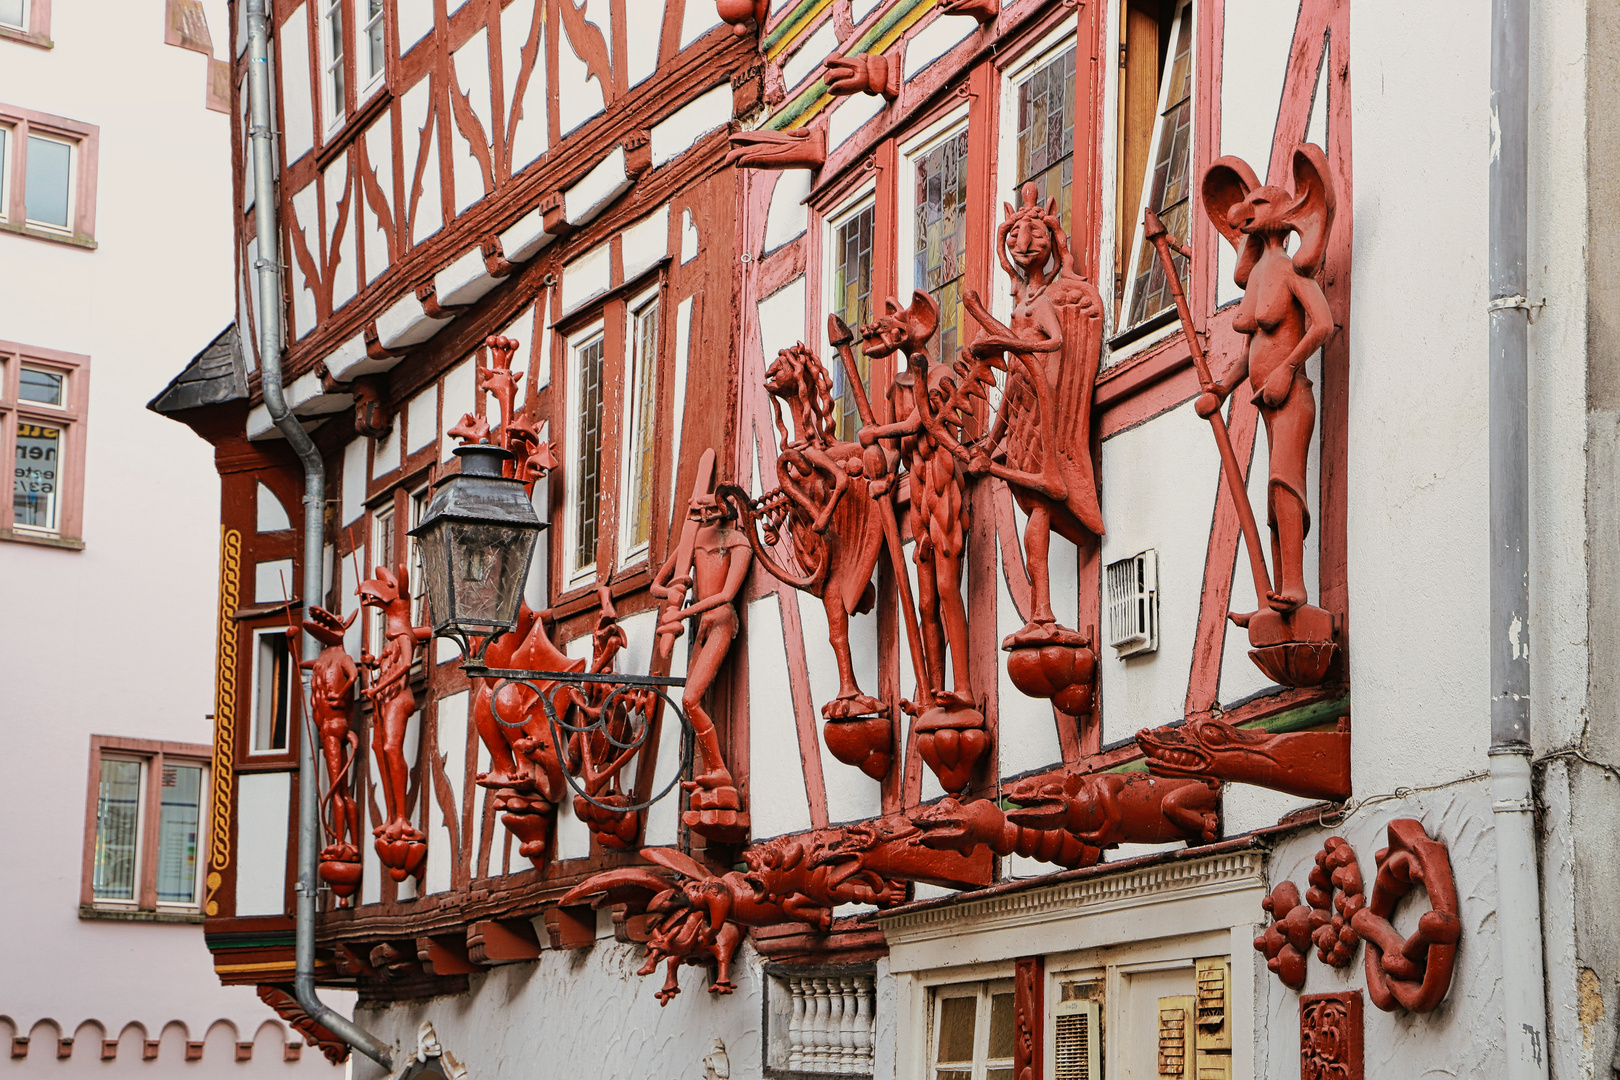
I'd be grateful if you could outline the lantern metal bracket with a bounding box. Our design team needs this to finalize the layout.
[475,664,695,814]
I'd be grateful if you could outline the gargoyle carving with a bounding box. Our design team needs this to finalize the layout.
[1135,716,1351,802]
[1196,146,1339,686]
[1351,819,1460,1012]
[561,841,906,1004]
[300,605,362,901]
[725,126,827,170]
[1003,769,1221,850]
[825,53,898,100]
[938,0,999,23]
[358,564,431,882]
[910,796,1098,869]
[1254,880,1313,990]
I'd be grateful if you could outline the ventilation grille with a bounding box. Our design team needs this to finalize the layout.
[1054,999,1099,1080]
[1106,550,1159,656]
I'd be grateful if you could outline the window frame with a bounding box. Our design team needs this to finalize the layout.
[0,337,89,547]
[562,318,608,589]
[319,0,349,134]
[360,0,387,95]
[928,978,1018,1080]
[0,0,51,49]
[0,103,98,246]
[616,287,662,568]
[822,189,878,442]
[896,106,973,370]
[248,625,295,757]
[80,735,212,919]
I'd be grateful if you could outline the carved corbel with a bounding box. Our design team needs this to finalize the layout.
[368,941,423,978]
[537,191,575,239]
[415,280,466,321]
[623,131,653,180]
[716,0,768,36]
[256,985,349,1065]
[417,935,485,976]
[349,375,392,439]
[1135,716,1352,803]
[825,53,899,101]
[480,236,516,280]
[938,0,999,23]
[362,320,405,362]
[544,904,598,949]
[725,125,827,170]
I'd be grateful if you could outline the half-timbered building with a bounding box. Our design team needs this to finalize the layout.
[156,0,1620,1077]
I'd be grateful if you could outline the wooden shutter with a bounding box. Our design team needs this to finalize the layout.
[1053,999,1100,1080]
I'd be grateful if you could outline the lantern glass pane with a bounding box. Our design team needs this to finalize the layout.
[416,520,451,631]
[449,521,533,629]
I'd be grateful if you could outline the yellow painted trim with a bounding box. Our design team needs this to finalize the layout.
[784,0,936,130]
[766,0,835,61]
[214,960,337,974]
[204,527,242,918]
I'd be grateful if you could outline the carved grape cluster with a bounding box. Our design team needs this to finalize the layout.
[1306,836,1366,967]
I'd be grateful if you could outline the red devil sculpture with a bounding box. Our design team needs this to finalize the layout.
[301,605,362,901]
[358,564,431,881]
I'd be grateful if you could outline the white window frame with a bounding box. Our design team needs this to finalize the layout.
[408,485,429,625]
[320,0,347,133]
[616,288,661,568]
[91,754,147,907]
[994,25,1084,326]
[563,320,607,589]
[18,360,68,409]
[152,758,210,909]
[248,626,294,756]
[22,129,76,234]
[371,500,396,646]
[896,106,973,316]
[0,0,27,31]
[0,123,11,222]
[361,0,386,93]
[928,978,1018,1080]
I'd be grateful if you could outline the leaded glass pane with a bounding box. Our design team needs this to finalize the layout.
[94,759,142,901]
[1126,2,1194,328]
[626,300,660,550]
[1015,47,1077,236]
[831,205,875,440]
[914,130,971,364]
[156,764,203,904]
[573,336,605,570]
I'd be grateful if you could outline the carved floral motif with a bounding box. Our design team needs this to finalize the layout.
[1300,991,1363,1080]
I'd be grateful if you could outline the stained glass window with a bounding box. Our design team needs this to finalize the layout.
[913,130,971,366]
[624,298,661,553]
[1014,46,1077,236]
[573,334,605,572]
[830,204,874,440]
[93,758,142,902]
[1124,0,1194,329]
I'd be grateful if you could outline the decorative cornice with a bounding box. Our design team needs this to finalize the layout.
[877,851,1265,942]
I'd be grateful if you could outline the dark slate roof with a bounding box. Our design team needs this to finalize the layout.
[148,323,250,415]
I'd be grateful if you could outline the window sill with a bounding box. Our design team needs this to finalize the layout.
[0,24,53,49]
[0,220,97,249]
[80,905,205,924]
[0,528,84,550]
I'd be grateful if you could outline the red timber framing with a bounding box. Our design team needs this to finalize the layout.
[165,0,1356,1010]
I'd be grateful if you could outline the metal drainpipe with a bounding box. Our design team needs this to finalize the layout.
[245,0,393,1070]
[1488,0,1550,1075]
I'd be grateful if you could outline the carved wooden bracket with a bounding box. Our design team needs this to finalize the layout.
[257,984,349,1065]
[937,0,999,23]
[1136,716,1351,803]
[1301,991,1363,1080]
[824,53,899,100]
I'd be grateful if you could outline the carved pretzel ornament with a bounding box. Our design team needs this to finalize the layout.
[1349,819,1461,1013]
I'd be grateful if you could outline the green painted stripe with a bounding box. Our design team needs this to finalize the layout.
[767,0,933,130]
[206,933,297,950]
[764,0,828,50]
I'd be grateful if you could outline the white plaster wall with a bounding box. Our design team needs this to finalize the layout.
[352,940,766,1080]
[0,1,352,1061]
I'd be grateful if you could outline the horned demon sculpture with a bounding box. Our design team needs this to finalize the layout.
[358,563,432,882]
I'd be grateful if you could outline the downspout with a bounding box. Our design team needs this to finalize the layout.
[245,0,393,1070]
[1488,0,1549,1075]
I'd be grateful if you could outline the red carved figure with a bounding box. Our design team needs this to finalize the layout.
[1003,769,1221,850]
[651,448,753,842]
[358,564,432,881]
[723,343,890,776]
[302,605,362,901]
[1255,880,1314,990]
[910,797,1099,869]
[1350,819,1461,1012]
[854,292,988,791]
[564,591,652,852]
[1196,146,1338,685]
[725,127,827,170]
[824,53,897,100]
[1135,715,1351,802]
[1301,991,1364,1080]
[946,183,1106,649]
[1306,835,1365,967]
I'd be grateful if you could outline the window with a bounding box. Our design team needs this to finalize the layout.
[408,486,429,624]
[910,127,971,366]
[362,0,385,88]
[1,339,88,546]
[82,737,210,917]
[1116,0,1193,333]
[371,501,396,645]
[0,0,50,48]
[566,326,606,581]
[827,200,875,440]
[321,0,347,129]
[0,104,98,244]
[251,628,293,753]
[620,293,660,561]
[1013,46,1077,236]
[931,981,1016,1080]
